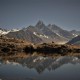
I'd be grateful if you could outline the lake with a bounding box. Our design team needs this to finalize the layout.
[0,53,80,80]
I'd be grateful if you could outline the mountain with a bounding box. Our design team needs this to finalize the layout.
[35,21,68,43]
[0,28,9,35]
[10,29,20,32]
[5,21,79,44]
[67,35,80,45]
[48,24,74,40]
[0,28,20,35]
[70,30,80,37]
[6,27,43,44]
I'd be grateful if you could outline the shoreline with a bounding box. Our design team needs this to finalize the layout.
[0,36,80,55]
[0,42,80,55]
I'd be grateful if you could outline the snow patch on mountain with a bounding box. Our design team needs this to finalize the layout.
[33,32,37,35]
[72,34,78,37]
[10,29,20,32]
[0,28,20,35]
[33,32,48,38]
[0,30,10,35]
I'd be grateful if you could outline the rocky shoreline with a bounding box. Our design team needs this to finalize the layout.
[24,43,80,53]
[0,36,80,55]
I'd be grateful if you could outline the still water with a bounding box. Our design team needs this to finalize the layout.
[0,53,80,80]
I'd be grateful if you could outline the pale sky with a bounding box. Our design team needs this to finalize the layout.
[0,0,80,30]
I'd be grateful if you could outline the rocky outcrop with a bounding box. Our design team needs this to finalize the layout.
[0,36,80,55]
[0,36,31,54]
[24,43,80,54]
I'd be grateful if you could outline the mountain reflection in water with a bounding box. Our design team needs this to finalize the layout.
[0,53,80,80]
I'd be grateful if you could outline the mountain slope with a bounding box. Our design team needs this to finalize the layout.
[48,24,74,40]
[0,28,9,35]
[70,30,80,37]
[6,29,43,44]
[35,21,67,43]
[5,21,79,44]
[0,28,20,35]
[67,35,80,45]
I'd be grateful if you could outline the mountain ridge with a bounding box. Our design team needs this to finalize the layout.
[1,21,80,44]
[67,35,80,45]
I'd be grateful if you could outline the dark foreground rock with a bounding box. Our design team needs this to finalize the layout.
[24,43,80,54]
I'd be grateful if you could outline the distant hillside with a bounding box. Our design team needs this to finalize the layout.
[67,35,80,45]
[0,28,20,35]
[0,28,9,35]
[70,30,80,37]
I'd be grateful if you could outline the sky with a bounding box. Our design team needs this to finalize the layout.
[0,0,80,30]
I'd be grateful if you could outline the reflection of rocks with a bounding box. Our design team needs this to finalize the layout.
[1,56,80,74]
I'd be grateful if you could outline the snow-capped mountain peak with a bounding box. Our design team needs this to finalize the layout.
[10,29,20,32]
[0,28,10,35]
[0,28,20,35]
